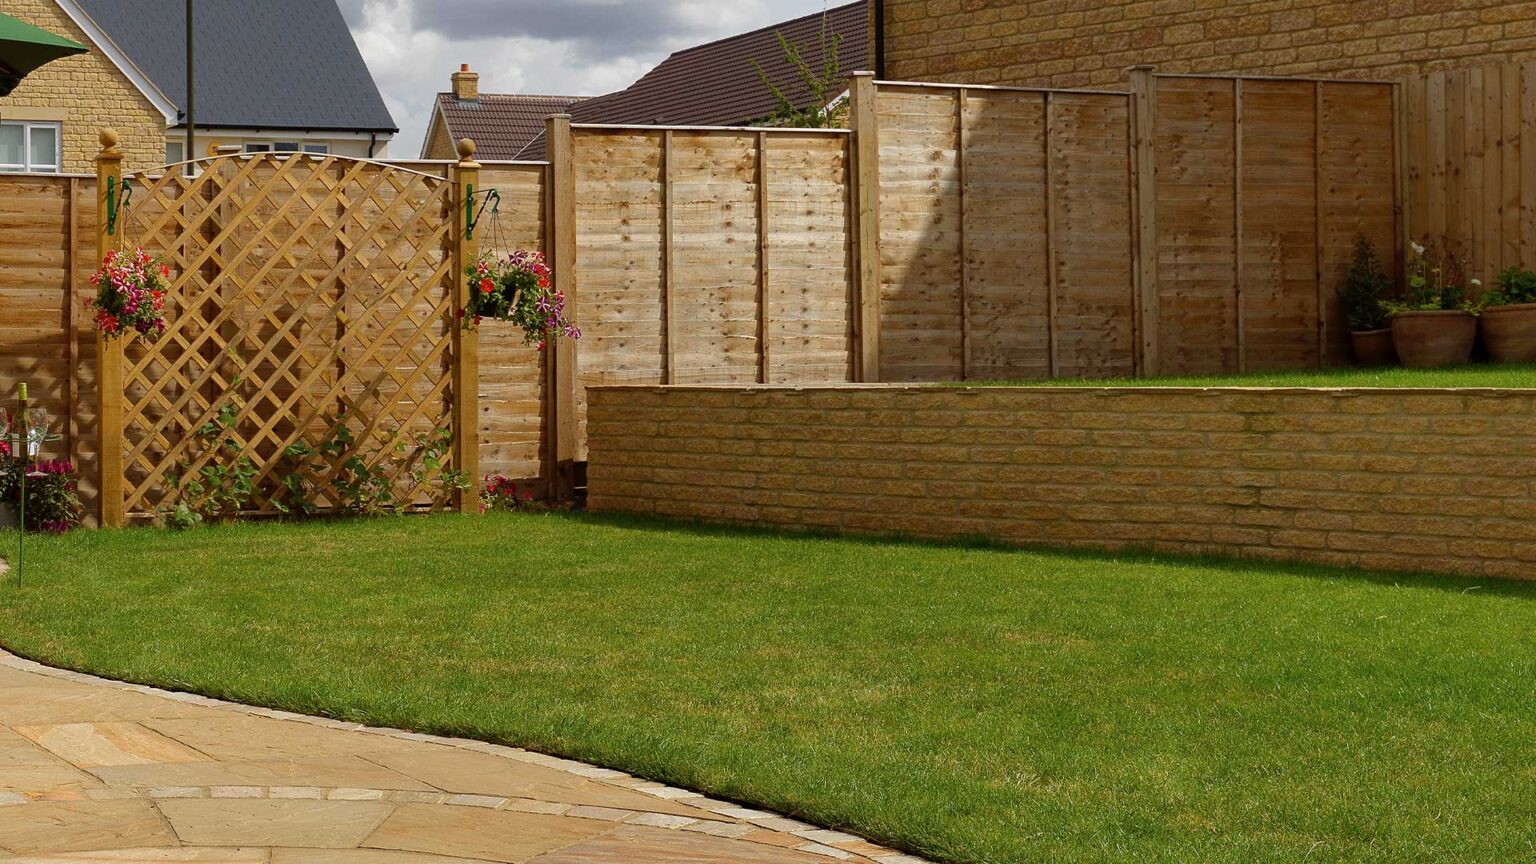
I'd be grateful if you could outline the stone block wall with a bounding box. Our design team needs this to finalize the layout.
[588,385,1536,580]
[878,0,1536,89]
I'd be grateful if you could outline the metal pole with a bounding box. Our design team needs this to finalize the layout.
[185,0,195,161]
[16,382,26,588]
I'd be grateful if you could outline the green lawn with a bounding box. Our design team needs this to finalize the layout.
[2,514,1535,863]
[963,363,1536,389]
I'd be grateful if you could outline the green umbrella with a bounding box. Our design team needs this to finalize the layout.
[0,12,87,98]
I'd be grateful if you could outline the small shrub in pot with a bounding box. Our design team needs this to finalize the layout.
[1480,265,1536,363]
[1388,241,1478,368]
[1338,235,1394,366]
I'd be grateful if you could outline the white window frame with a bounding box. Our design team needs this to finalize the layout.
[0,121,63,173]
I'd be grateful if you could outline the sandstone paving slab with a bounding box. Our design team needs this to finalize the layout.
[155,799,394,849]
[271,849,498,864]
[139,716,410,763]
[88,755,436,793]
[527,824,841,864]
[0,848,267,863]
[0,689,206,726]
[363,748,725,821]
[13,724,212,769]
[362,803,613,863]
[0,800,176,855]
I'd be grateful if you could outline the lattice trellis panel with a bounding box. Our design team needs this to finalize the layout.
[118,153,459,517]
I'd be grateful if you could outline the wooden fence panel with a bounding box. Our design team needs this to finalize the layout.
[670,131,761,384]
[1155,77,1240,375]
[874,82,1137,381]
[1050,92,1137,378]
[875,87,963,381]
[477,162,547,488]
[962,89,1050,380]
[1240,80,1321,372]
[1400,60,1535,288]
[1320,81,1399,366]
[1153,75,1397,375]
[763,132,855,383]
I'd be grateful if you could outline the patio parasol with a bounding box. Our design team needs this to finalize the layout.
[0,12,87,98]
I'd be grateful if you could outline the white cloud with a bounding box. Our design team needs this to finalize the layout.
[341,0,838,156]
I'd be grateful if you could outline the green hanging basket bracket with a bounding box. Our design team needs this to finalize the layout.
[467,187,499,241]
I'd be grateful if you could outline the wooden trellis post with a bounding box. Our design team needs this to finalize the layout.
[452,138,481,513]
[95,130,125,528]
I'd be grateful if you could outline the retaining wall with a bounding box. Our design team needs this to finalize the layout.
[587,385,1536,580]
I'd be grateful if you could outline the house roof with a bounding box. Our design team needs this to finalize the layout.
[433,93,585,161]
[517,1,868,159]
[69,0,396,133]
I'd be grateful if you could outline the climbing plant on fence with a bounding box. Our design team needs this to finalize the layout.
[93,130,482,525]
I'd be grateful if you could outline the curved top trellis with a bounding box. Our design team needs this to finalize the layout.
[94,136,483,526]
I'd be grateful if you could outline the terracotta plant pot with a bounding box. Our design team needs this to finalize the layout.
[1390,309,1478,368]
[1349,328,1395,366]
[1480,302,1536,363]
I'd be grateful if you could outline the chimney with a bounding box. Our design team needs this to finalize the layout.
[451,64,479,102]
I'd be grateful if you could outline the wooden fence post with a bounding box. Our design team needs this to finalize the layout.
[850,72,882,382]
[545,115,578,503]
[95,130,125,528]
[451,138,481,513]
[1127,66,1160,377]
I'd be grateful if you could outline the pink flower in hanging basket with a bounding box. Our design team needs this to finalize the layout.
[90,246,169,341]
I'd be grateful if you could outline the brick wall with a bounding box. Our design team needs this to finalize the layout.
[1,0,167,172]
[588,385,1536,580]
[878,0,1536,89]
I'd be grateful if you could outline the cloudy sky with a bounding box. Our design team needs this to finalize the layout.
[336,0,838,157]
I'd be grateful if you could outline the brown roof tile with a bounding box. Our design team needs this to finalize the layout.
[436,93,585,161]
[517,1,868,159]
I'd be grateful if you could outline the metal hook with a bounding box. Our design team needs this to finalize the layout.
[106,177,134,237]
[467,188,500,240]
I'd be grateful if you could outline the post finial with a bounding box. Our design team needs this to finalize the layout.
[456,137,478,165]
[99,128,121,153]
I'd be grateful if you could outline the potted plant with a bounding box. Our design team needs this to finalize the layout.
[1480,265,1536,363]
[1338,235,1394,365]
[1388,241,1478,368]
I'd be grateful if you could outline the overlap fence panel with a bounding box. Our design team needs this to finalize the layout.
[1145,73,1398,375]
[476,162,549,489]
[1402,60,1536,289]
[566,124,855,458]
[107,152,464,521]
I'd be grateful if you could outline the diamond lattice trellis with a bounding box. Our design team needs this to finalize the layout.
[115,153,462,518]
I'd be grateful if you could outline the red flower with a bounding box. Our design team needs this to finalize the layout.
[479,278,495,294]
[160,264,171,278]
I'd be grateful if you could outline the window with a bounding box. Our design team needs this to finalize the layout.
[0,122,61,173]
[302,143,330,155]
[243,143,272,154]
[273,142,300,153]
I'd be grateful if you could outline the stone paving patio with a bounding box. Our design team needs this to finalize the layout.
[0,650,930,864]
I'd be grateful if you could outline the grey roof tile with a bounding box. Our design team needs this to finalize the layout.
[73,0,395,132]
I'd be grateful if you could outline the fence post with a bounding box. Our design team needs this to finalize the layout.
[95,130,125,528]
[1127,66,1160,377]
[544,115,578,503]
[451,138,481,513]
[850,72,882,382]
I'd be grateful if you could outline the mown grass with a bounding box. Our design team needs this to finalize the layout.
[961,363,1536,389]
[2,513,1534,863]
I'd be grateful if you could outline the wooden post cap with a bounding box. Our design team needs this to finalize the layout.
[456,137,477,162]
[99,129,121,151]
